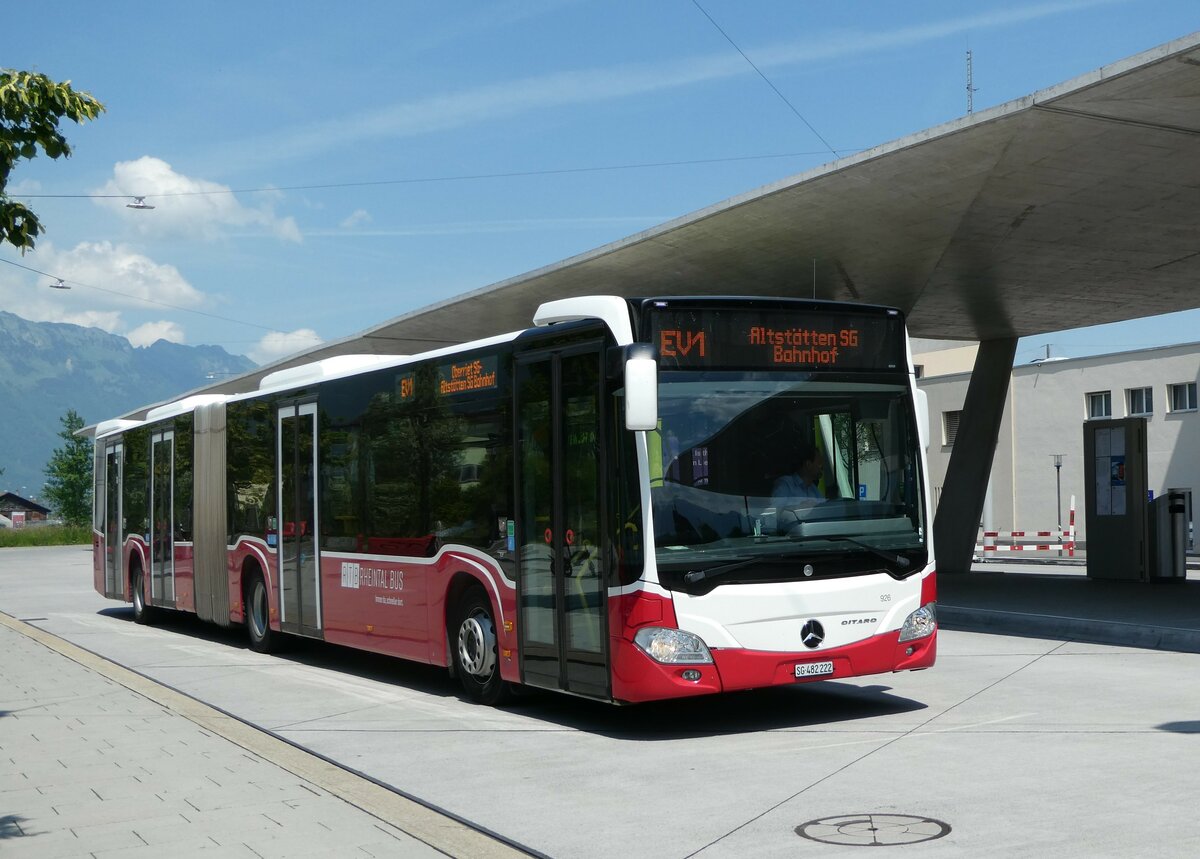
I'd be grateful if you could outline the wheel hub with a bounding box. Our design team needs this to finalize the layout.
[457,610,497,678]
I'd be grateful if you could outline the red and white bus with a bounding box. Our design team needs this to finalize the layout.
[92,296,936,705]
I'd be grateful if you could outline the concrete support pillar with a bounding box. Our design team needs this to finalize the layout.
[933,337,1016,574]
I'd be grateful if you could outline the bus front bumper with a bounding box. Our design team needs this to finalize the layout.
[610,625,936,704]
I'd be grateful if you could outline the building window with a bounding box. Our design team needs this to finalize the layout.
[1086,391,1112,419]
[1169,382,1198,413]
[1127,387,1152,417]
[942,410,962,446]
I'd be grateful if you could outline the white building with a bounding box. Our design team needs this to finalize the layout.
[917,342,1200,545]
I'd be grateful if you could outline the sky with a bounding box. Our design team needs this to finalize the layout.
[2,1,1198,367]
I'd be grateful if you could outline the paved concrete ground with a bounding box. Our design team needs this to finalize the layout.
[0,586,530,858]
[3,546,1200,858]
[941,558,1200,652]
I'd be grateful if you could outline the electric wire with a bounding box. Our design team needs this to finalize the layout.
[690,0,840,158]
[0,256,316,338]
[13,149,851,201]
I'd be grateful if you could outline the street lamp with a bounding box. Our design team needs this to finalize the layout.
[1051,454,1065,527]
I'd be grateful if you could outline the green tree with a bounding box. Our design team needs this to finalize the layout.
[43,409,93,525]
[1,69,104,251]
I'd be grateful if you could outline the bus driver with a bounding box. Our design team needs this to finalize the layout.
[771,441,826,509]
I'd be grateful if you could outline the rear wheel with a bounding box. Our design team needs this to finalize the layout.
[452,587,511,705]
[246,573,278,653]
[131,566,154,625]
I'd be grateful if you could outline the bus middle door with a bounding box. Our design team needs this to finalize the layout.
[515,344,609,699]
[276,401,322,637]
[149,428,176,608]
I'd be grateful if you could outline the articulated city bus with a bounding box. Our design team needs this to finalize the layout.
[92,296,936,705]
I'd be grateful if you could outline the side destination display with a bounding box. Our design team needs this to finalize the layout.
[650,306,905,371]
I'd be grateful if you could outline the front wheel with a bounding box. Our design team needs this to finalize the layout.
[131,567,154,625]
[246,574,278,653]
[452,587,511,705]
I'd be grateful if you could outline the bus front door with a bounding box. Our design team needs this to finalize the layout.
[276,402,322,637]
[516,345,609,699]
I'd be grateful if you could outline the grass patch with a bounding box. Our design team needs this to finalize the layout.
[0,524,91,547]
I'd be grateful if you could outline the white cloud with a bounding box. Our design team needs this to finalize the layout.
[0,240,203,346]
[18,302,126,334]
[305,214,665,238]
[128,320,186,347]
[8,177,42,195]
[749,1,1126,70]
[249,329,324,365]
[222,0,1117,169]
[44,240,206,311]
[340,209,372,229]
[92,157,301,243]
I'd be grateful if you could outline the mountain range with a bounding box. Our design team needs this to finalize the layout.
[0,311,255,504]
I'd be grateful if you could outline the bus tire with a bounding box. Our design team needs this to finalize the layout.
[452,586,511,706]
[246,573,277,654]
[131,565,154,625]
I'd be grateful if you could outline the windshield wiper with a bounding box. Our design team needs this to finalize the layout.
[682,551,816,585]
[681,538,911,586]
[789,534,911,570]
[682,557,762,585]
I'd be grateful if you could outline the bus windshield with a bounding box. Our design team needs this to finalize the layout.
[650,374,927,588]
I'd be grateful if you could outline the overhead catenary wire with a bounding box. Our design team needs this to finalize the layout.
[6,144,866,346]
[690,1,840,158]
[0,256,317,338]
[13,149,859,201]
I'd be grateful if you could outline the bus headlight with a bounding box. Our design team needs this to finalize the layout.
[634,627,713,664]
[898,603,937,642]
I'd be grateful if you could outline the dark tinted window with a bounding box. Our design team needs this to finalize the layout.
[320,353,513,559]
[123,427,150,540]
[173,415,193,542]
[226,400,274,540]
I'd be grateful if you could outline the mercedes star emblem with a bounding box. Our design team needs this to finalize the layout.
[801,620,825,649]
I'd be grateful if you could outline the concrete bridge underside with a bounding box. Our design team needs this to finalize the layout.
[144,33,1200,574]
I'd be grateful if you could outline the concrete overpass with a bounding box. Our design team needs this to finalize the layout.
[163,32,1200,574]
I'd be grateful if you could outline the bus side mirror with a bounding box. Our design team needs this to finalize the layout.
[914,387,930,450]
[624,344,658,431]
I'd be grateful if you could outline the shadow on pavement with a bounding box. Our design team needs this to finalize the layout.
[96,605,926,738]
[503,680,927,739]
[1156,721,1200,734]
[98,604,463,699]
[939,570,1200,653]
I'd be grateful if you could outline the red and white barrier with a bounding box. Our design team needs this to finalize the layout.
[975,496,1076,557]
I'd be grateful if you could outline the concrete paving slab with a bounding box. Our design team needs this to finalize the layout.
[0,606,529,858]
[6,546,1200,857]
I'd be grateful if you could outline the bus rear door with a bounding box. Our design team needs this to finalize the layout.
[101,440,123,599]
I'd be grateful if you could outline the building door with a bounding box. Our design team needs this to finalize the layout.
[150,429,176,606]
[515,345,609,699]
[277,402,322,636]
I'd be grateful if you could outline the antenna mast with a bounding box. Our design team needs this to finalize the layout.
[966,50,978,114]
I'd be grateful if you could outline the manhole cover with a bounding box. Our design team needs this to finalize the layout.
[796,814,951,847]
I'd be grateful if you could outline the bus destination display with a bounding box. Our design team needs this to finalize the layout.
[651,308,903,371]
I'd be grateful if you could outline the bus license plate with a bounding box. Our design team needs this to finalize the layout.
[795,661,834,678]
